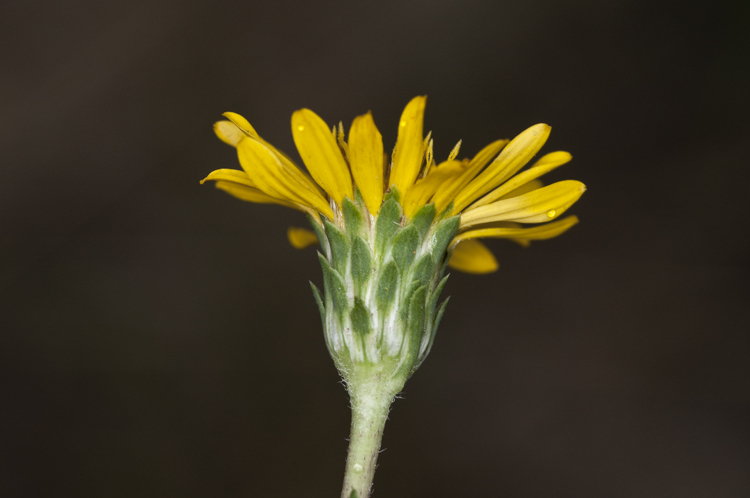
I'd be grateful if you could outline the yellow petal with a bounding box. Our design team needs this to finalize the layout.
[202,167,314,213]
[214,121,246,147]
[470,221,523,229]
[222,113,321,190]
[201,168,258,189]
[402,160,464,218]
[433,139,508,214]
[388,96,427,195]
[222,112,260,138]
[447,239,498,274]
[214,181,301,210]
[471,151,572,208]
[236,138,334,219]
[497,179,544,200]
[452,215,579,247]
[453,124,551,213]
[460,180,586,228]
[292,108,353,205]
[348,112,385,215]
[287,227,319,249]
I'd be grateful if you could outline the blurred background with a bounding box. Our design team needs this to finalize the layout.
[1,0,749,496]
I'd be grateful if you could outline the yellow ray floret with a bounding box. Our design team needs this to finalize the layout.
[452,123,551,213]
[236,138,334,219]
[213,181,302,211]
[292,109,353,205]
[214,120,246,146]
[471,151,572,208]
[222,112,260,138]
[432,139,508,215]
[460,180,586,229]
[447,240,498,274]
[217,114,327,197]
[288,227,320,249]
[202,168,259,189]
[214,114,328,198]
[497,179,544,200]
[452,216,580,248]
[388,96,427,195]
[201,169,309,213]
[348,112,385,215]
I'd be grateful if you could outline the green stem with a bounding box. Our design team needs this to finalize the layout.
[340,376,400,498]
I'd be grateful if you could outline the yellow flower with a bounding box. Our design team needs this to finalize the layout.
[202,96,585,273]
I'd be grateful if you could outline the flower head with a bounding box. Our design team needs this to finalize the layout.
[202,97,585,381]
[203,96,585,274]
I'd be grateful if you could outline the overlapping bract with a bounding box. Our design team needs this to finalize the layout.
[202,96,586,273]
[307,191,458,373]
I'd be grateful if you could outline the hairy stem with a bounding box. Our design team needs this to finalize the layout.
[340,377,399,498]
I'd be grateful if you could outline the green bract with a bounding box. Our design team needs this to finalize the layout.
[310,188,459,385]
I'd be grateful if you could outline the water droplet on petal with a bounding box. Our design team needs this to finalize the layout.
[353,464,363,474]
[297,125,305,131]
[547,209,556,218]
[399,120,406,127]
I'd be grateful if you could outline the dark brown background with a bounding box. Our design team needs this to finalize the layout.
[1,0,749,496]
